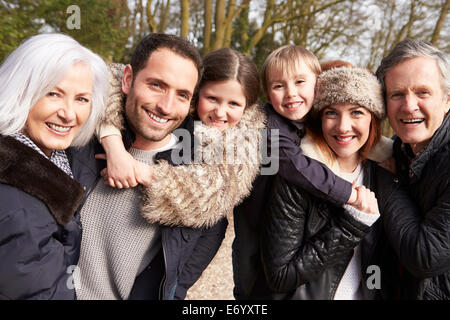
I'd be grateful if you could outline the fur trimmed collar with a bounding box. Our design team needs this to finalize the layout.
[192,102,267,163]
[300,134,341,175]
[193,102,267,138]
[140,102,267,228]
[0,135,84,225]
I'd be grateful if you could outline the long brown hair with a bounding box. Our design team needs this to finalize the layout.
[191,48,259,117]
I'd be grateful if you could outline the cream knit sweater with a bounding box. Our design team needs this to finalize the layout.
[76,138,176,300]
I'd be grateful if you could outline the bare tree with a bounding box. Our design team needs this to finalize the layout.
[203,0,213,53]
[364,0,449,70]
[180,0,189,37]
[431,0,449,45]
[209,0,250,52]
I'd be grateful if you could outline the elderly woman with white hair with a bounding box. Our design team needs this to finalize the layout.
[0,33,108,299]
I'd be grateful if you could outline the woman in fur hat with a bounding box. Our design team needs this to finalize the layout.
[0,33,108,299]
[95,47,266,228]
[260,65,413,300]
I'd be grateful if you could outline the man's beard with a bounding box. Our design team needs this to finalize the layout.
[125,98,180,143]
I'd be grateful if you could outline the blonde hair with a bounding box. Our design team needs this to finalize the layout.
[261,45,321,100]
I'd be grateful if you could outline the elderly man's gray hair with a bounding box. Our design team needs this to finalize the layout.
[376,38,449,98]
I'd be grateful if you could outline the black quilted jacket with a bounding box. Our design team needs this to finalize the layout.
[261,160,401,300]
[387,115,450,300]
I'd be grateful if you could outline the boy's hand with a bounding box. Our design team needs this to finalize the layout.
[346,181,358,205]
[351,186,379,215]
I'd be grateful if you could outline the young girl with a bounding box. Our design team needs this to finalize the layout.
[96,47,266,228]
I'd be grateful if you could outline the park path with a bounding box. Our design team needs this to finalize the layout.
[186,215,235,300]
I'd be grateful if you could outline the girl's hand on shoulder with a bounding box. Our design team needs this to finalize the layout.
[97,151,138,189]
[134,160,153,187]
[96,135,137,189]
[97,155,153,188]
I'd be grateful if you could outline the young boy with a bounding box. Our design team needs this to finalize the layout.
[232,45,357,299]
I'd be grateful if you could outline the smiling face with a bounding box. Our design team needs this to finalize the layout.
[385,56,450,154]
[321,103,372,172]
[197,80,246,130]
[23,63,93,157]
[123,48,198,150]
[267,60,317,122]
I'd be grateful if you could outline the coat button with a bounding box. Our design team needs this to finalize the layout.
[393,177,399,183]
[83,186,86,191]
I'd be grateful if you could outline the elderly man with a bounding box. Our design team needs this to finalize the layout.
[376,39,449,300]
[73,33,227,300]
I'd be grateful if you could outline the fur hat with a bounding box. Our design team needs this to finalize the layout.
[313,66,385,119]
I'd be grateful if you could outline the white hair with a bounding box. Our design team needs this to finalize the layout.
[0,33,109,147]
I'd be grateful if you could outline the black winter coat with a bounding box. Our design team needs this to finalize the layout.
[385,114,450,300]
[0,135,98,300]
[261,160,400,300]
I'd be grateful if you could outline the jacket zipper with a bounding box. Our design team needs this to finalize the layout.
[159,236,168,300]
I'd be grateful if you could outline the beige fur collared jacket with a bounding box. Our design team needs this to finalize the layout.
[99,63,266,228]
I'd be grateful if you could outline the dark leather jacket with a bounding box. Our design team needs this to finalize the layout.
[261,160,400,300]
[232,104,352,299]
[386,115,450,300]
